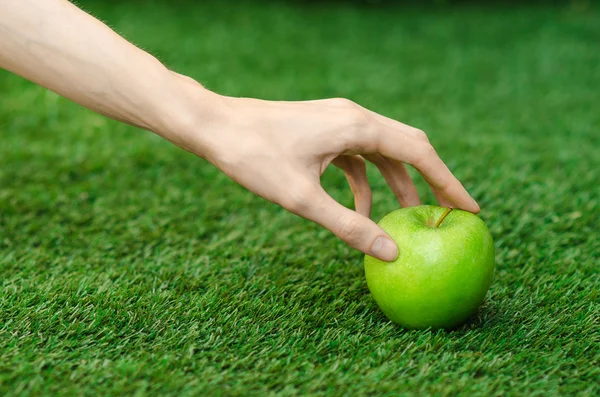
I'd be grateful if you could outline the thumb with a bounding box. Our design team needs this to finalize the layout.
[304,188,399,261]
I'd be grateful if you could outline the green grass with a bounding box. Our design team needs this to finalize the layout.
[1,0,599,395]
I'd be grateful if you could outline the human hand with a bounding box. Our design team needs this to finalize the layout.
[175,89,479,261]
[0,0,478,262]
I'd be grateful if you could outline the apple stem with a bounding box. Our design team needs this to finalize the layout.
[435,208,453,228]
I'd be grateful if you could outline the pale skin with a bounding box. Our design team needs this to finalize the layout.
[0,0,480,261]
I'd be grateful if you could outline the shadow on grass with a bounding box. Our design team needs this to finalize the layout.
[367,298,505,333]
[453,300,504,331]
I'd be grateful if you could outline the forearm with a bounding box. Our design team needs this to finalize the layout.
[0,0,217,147]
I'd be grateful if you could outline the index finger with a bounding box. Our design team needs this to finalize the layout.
[412,151,480,213]
[362,120,480,213]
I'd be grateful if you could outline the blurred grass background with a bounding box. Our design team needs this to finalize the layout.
[0,0,599,395]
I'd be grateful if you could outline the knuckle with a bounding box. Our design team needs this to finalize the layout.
[332,98,369,121]
[343,110,372,142]
[329,97,356,109]
[337,112,375,152]
[411,143,437,167]
[420,142,437,157]
[338,217,360,243]
[348,108,369,127]
[327,98,371,129]
[413,128,430,142]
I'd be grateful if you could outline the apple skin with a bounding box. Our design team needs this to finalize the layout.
[364,205,495,330]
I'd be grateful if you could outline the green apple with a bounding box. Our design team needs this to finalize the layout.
[364,205,495,330]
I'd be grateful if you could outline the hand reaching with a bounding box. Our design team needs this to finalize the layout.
[0,0,479,262]
[177,93,480,261]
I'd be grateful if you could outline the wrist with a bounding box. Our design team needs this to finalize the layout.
[148,70,231,159]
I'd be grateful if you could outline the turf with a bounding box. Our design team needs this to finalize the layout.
[1,0,599,395]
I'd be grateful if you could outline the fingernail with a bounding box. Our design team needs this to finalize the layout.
[371,236,398,262]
